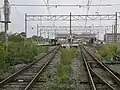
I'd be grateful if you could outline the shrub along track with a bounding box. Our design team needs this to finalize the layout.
[0,46,60,90]
[79,46,120,90]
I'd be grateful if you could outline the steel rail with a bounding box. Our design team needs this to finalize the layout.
[89,66,115,90]
[80,46,117,90]
[24,47,59,90]
[0,47,58,87]
[103,63,120,78]
[82,46,120,87]
[80,47,97,90]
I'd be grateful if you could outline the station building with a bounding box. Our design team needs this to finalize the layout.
[55,33,97,44]
[104,33,120,43]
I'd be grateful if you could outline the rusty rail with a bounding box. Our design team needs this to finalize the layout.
[0,47,59,88]
[80,46,120,90]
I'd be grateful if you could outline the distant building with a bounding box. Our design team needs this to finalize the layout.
[55,33,97,44]
[104,33,120,43]
[74,33,96,40]
[56,33,96,40]
[55,33,69,39]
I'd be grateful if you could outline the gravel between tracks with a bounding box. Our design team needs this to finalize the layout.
[70,49,90,90]
[34,51,60,90]
[107,64,120,74]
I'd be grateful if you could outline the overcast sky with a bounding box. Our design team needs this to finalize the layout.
[0,0,120,39]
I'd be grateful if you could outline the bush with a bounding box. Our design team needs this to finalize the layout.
[58,48,76,85]
[0,32,48,72]
[0,41,48,73]
[0,46,7,70]
[60,48,76,65]
[6,41,47,65]
[97,44,118,60]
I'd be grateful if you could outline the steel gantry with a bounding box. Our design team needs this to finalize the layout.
[26,14,116,21]
[37,26,112,31]
[25,13,117,42]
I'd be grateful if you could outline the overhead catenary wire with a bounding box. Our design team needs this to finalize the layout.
[42,0,52,14]
[96,0,102,40]
[11,7,24,18]
[7,0,24,21]
[85,0,90,27]
[96,0,102,12]
[85,0,92,28]
[43,0,57,39]
[10,4,114,7]
[8,0,23,19]
[41,0,54,39]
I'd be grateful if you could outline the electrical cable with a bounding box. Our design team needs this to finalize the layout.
[85,0,92,28]
[96,0,101,12]
[11,7,23,18]
[42,0,53,39]
[96,0,102,39]
[8,0,23,19]
[42,0,52,14]
[10,4,113,7]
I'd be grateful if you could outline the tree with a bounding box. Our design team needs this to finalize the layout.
[0,32,4,42]
[8,33,24,42]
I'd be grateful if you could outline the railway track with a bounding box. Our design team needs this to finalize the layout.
[80,46,120,90]
[0,46,59,90]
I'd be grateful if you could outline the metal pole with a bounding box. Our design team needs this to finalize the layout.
[70,12,72,37]
[48,30,49,42]
[54,22,56,39]
[70,12,72,48]
[105,29,107,42]
[98,32,99,40]
[4,0,9,44]
[115,12,117,43]
[25,13,27,37]
[112,25,114,42]
[0,9,2,31]
[40,28,42,43]
[55,27,56,39]
[44,30,46,43]
[37,24,39,44]
[114,25,115,42]
[39,20,42,43]
[112,25,114,34]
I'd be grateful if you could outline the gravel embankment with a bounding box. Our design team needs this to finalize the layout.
[34,51,60,90]
[71,50,90,90]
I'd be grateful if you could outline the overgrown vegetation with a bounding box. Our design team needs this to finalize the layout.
[6,42,48,65]
[97,44,120,60]
[44,48,77,90]
[0,32,48,73]
[58,48,76,83]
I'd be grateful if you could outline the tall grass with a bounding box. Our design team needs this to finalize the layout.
[58,48,76,83]
[97,44,118,60]
[44,48,77,90]
[0,41,48,73]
